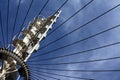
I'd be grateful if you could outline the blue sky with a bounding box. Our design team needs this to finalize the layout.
[0,0,120,80]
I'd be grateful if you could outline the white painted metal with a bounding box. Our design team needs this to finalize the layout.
[13,10,61,61]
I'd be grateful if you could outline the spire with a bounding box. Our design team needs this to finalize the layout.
[13,10,62,61]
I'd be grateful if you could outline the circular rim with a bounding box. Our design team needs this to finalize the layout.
[0,48,30,80]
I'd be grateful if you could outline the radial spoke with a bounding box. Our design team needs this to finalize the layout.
[0,10,5,48]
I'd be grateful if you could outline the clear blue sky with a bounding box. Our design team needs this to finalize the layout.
[0,0,120,80]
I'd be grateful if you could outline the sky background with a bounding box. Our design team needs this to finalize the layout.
[0,0,120,80]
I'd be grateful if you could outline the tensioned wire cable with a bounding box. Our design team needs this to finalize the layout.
[30,3,120,59]
[15,0,69,48]
[0,10,5,48]
[14,0,51,53]
[2,0,120,79]
[54,0,69,14]
[6,0,10,47]
[30,66,120,73]
[28,55,120,66]
[36,73,58,80]
[13,0,34,41]
[16,0,50,38]
[31,70,60,80]
[10,0,22,48]
[31,72,47,80]
[28,23,120,62]
[37,2,120,52]
[19,0,69,51]
[30,69,94,80]
[37,0,49,16]
[47,0,94,37]
[39,0,94,50]
[31,75,38,80]
[3,1,50,79]
[28,41,120,65]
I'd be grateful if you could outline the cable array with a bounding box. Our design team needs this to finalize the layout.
[29,24,120,61]
[30,66,120,72]
[16,0,34,39]
[11,0,22,46]
[39,0,94,50]
[0,0,120,80]
[35,2,120,54]
[30,69,94,80]
[28,56,120,66]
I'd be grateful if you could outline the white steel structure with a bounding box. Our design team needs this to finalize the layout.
[0,10,61,80]
[13,10,61,61]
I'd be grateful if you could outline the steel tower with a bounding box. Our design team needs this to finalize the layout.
[0,10,61,80]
